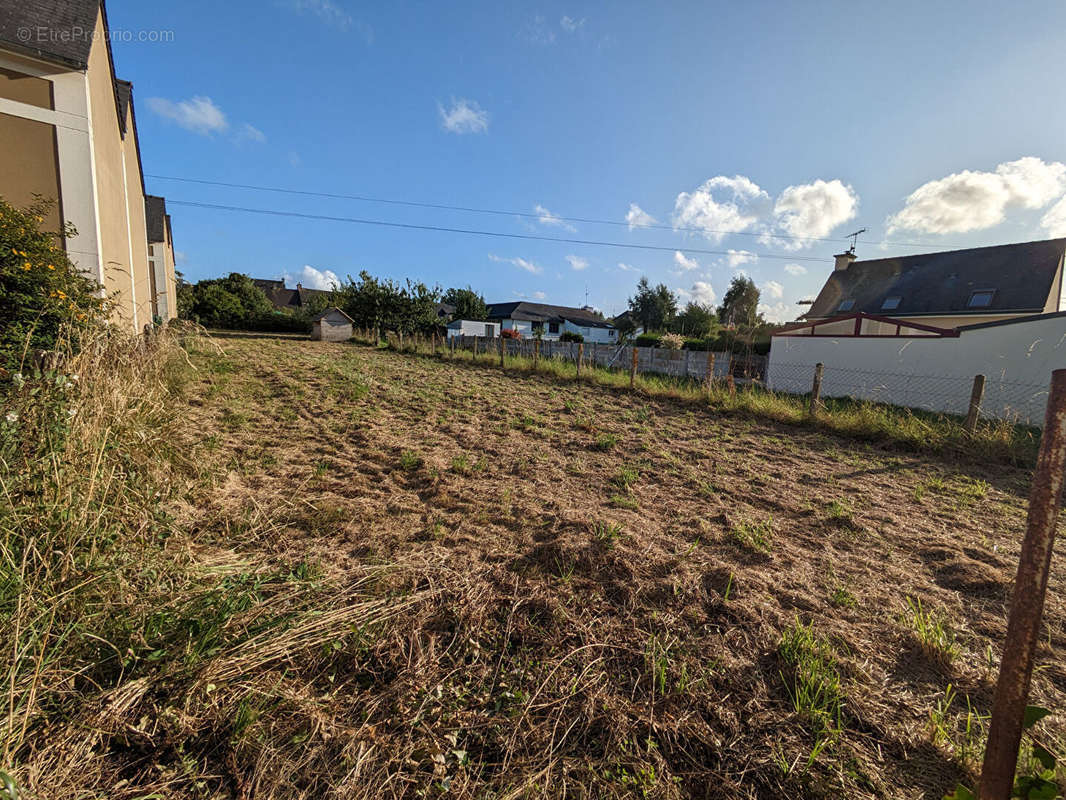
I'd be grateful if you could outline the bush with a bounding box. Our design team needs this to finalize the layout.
[559,331,584,343]
[634,333,661,348]
[659,332,685,350]
[0,198,106,373]
[501,328,522,339]
[181,273,313,332]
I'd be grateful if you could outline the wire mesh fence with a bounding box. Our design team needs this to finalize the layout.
[767,361,1049,426]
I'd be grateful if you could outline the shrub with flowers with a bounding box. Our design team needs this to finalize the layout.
[0,197,106,374]
[501,328,522,339]
[659,332,685,350]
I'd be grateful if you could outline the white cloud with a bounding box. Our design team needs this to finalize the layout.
[286,0,353,29]
[284,265,340,291]
[677,281,717,307]
[534,204,576,232]
[783,263,807,276]
[726,249,758,268]
[489,253,542,274]
[147,95,228,134]
[887,157,1066,235]
[513,290,548,300]
[625,203,657,230]
[438,98,489,134]
[618,262,639,272]
[236,123,266,143]
[673,175,770,243]
[175,250,187,265]
[560,15,585,33]
[761,280,784,300]
[566,254,589,271]
[771,179,858,248]
[1042,196,1066,237]
[674,251,699,272]
[758,302,794,324]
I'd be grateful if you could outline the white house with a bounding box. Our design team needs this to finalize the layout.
[486,301,618,343]
[447,319,500,339]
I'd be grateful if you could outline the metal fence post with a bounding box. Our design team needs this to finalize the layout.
[630,347,638,389]
[965,374,986,434]
[810,363,824,417]
[979,369,1066,799]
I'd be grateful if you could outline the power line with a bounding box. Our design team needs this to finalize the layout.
[149,173,943,250]
[166,199,833,262]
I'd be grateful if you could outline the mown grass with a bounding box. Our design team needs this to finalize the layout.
[365,334,1041,466]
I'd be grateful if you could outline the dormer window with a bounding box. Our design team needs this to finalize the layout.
[881,296,902,311]
[968,289,995,309]
[837,299,855,312]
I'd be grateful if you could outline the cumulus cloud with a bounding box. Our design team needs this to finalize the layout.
[236,123,266,143]
[285,0,353,29]
[513,290,548,300]
[147,95,228,134]
[726,249,758,268]
[677,281,717,307]
[566,254,588,271]
[761,280,784,300]
[887,157,1066,235]
[618,262,639,272]
[490,253,542,274]
[284,265,340,291]
[625,203,657,230]
[783,263,807,276]
[758,301,794,324]
[771,179,858,248]
[535,204,576,232]
[673,175,770,243]
[560,15,585,32]
[438,98,489,134]
[674,251,699,272]
[1042,196,1066,237]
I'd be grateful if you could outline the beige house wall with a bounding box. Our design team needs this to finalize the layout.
[119,96,150,328]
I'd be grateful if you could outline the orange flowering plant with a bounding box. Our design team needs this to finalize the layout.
[0,197,106,373]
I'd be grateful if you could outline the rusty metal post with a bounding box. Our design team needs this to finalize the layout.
[810,363,824,417]
[979,369,1066,800]
[965,374,986,435]
[576,343,584,377]
[630,347,638,389]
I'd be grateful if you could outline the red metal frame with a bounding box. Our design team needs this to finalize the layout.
[774,312,960,339]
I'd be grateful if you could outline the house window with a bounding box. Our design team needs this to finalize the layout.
[532,322,544,334]
[880,296,902,311]
[609,329,616,337]
[837,299,855,312]
[548,322,560,334]
[968,289,995,309]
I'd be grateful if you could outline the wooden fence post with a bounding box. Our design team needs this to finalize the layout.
[630,347,638,389]
[810,363,824,416]
[534,338,540,369]
[726,375,736,397]
[965,374,986,434]
[576,343,584,377]
[684,349,690,379]
[500,335,506,368]
[706,352,716,391]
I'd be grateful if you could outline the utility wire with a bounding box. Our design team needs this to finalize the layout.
[149,173,941,250]
[166,199,833,262]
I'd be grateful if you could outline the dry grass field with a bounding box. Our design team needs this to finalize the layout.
[9,332,1066,799]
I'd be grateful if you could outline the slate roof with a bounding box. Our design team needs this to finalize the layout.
[145,195,167,243]
[0,0,101,69]
[807,239,1066,319]
[252,278,331,310]
[312,307,354,323]
[115,78,131,132]
[487,301,614,328]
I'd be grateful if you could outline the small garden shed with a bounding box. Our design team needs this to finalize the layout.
[311,308,354,342]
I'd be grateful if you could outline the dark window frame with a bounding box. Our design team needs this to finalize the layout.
[837,299,855,312]
[880,295,902,311]
[968,289,996,309]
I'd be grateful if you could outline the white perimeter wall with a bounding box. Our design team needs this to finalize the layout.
[767,314,1066,425]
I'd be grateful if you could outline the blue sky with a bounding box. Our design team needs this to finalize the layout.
[109,0,1066,320]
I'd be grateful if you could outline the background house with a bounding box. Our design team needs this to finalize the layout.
[252,278,331,311]
[145,195,177,322]
[0,0,176,330]
[486,301,617,343]
[447,319,499,339]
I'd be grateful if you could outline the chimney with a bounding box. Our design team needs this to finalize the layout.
[834,251,857,272]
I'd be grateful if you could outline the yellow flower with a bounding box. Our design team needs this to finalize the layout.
[47,264,55,270]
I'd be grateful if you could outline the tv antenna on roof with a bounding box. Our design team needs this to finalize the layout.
[585,285,589,307]
[845,228,867,254]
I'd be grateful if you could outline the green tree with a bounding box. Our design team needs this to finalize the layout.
[716,276,762,327]
[442,286,488,321]
[0,197,105,372]
[182,273,276,329]
[672,301,720,338]
[627,277,678,333]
